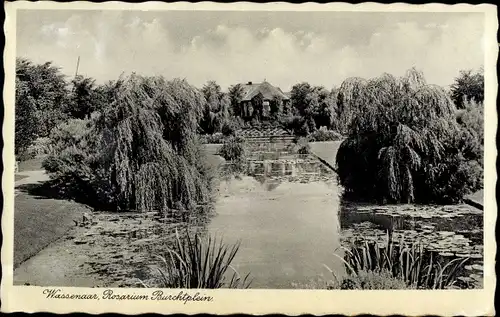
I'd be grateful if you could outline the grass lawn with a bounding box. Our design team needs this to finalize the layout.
[204,143,223,156]
[468,189,484,205]
[17,156,46,172]
[465,189,484,209]
[206,154,225,170]
[15,175,29,182]
[309,141,342,167]
[14,192,90,268]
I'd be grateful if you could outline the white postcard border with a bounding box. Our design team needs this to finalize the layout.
[2,2,497,315]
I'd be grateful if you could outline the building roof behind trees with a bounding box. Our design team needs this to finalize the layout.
[240,81,290,102]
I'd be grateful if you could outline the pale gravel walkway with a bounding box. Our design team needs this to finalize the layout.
[15,170,50,196]
[13,168,90,272]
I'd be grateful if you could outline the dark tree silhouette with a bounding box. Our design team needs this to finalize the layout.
[15,58,69,155]
[450,68,484,109]
[336,68,482,204]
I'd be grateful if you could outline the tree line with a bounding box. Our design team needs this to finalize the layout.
[15,57,484,207]
[15,57,484,157]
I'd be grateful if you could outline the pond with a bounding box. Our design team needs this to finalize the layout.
[209,156,344,288]
[208,148,484,289]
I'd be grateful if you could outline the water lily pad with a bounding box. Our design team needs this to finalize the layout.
[458,276,473,283]
[357,207,372,212]
[438,231,455,237]
[471,264,483,271]
[429,243,441,250]
[420,224,435,229]
[469,274,482,281]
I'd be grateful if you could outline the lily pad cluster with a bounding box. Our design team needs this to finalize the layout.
[68,212,203,287]
[341,203,483,243]
[341,221,483,289]
[348,204,482,218]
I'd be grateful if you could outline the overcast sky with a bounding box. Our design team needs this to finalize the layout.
[17,10,485,91]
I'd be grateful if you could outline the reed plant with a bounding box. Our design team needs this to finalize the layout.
[145,230,251,289]
[331,233,470,289]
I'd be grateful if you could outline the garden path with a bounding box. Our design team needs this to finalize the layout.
[15,170,49,196]
[13,168,90,270]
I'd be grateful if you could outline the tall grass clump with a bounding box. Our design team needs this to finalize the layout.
[44,74,214,214]
[144,230,251,289]
[336,68,483,204]
[332,234,470,289]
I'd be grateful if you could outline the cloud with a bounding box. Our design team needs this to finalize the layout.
[17,11,484,91]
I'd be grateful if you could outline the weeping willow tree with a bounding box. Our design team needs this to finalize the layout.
[336,68,483,204]
[199,80,232,135]
[45,74,213,214]
[336,77,368,135]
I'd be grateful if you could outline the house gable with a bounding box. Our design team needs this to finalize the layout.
[240,81,290,102]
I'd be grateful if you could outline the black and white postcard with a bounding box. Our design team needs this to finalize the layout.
[1,1,497,315]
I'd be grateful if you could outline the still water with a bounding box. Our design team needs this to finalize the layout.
[208,157,345,288]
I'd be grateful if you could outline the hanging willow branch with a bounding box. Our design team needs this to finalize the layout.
[91,74,213,213]
[335,68,482,204]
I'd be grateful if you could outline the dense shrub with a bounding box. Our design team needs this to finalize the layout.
[41,118,100,203]
[221,119,239,136]
[44,74,214,213]
[25,137,52,157]
[307,127,343,142]
[42,119,94,175]
[280,115,310,136]
[297,144,310,154]
[15,58,69,156]
[14,58,124,158]
[15,77,38,157]
[217,137,246,161]
[450,68,484,109]
[46,119,92,153]
[336,68,483,204]
[200,132,227,144]
[456,99,484,165]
